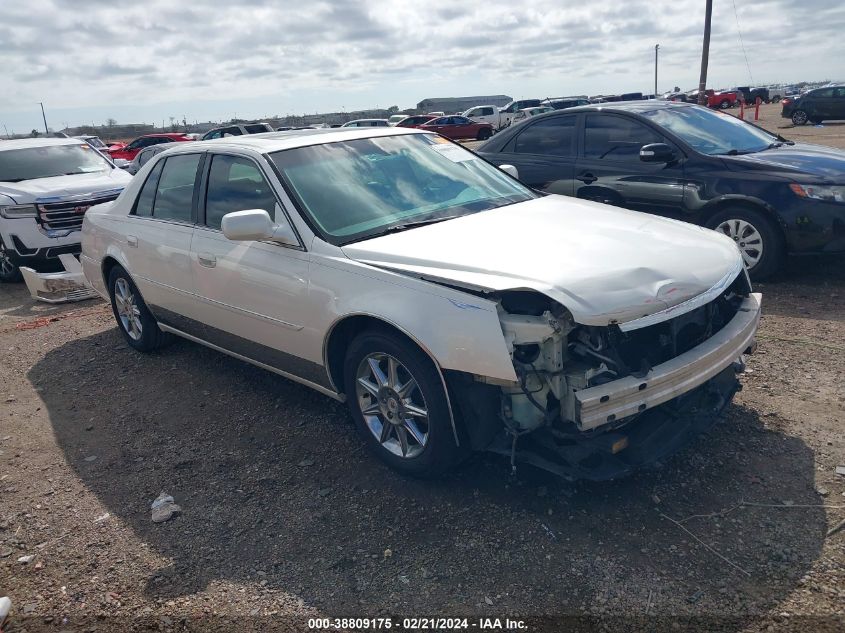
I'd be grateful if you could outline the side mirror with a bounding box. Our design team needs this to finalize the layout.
[221,209,298,246]
[640,143,676,163]
[499,164,519,179]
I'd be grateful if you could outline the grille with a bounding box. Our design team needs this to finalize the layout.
[37,194,120,232]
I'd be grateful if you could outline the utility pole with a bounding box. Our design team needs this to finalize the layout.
[39,102,49,135]
[698,0,713,106]
[654,44,659,98]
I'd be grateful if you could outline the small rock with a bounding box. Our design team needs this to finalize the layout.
[652,494,661,505]
[317,487,331,497]
[835,466,845,477]
[484,596,494,606]
[85,425,94,431]
[83,456,97,463]
[399,575,410,584]
[816,487,830,497]
[151,492,181,523]
[23,603,36,614]
[297,458,315,467]
[5,396,16,403]
[0,549,13,558]
[18,554,35,564]
[687,589,704,604]
[383,548,393,559]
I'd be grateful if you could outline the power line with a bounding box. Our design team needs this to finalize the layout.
[731,0,754,85]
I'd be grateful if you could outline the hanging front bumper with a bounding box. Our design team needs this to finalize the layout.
[20,254,99,303]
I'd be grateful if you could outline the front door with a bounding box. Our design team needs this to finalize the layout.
[574,113,686,216]
[188,152,320,384]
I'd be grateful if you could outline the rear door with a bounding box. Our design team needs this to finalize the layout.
[574,113,685,215]
[188,151,316,379]
[123,152,204,317]
[484,114,578,196]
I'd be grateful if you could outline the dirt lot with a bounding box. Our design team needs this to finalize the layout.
[2,103,844,632]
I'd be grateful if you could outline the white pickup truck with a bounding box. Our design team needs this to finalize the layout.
[463,99,544,130]
[0,138,132,282]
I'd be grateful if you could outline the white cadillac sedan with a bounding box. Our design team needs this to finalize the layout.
[81,128,761,480]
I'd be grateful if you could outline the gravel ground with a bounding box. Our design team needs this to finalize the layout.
[2,104,844,633]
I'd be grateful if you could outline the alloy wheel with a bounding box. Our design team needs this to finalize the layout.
[792,110,808,125]
[355,352,429,459]
[716,218,764,269]
[114,277,143,341]
[0,241,17,278]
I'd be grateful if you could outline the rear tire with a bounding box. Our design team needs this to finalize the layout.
[0,238,22,283]
[107,266,171,352]
[343,330,465,477]
[719,99,731,109]
[705,207,785,280]
[791,110,809,125]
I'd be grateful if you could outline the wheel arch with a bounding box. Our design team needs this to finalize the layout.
[323,313,461,446]
[100,249,133,290]
[698,195,789,237]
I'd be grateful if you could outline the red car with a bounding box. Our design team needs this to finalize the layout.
[395,115,437,128]
[418,115,493,140]
[108,133,193,161]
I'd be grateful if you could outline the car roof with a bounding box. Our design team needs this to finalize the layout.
[157,127,433,155]
[545,100,702,115]
[0,137,87,151]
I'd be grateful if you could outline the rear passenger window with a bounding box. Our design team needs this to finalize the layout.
[204,155,276,230]
[245,124,268,134]
[514,116,576,157]
[133,160,164,217]
[584,115,661,162]
[152,154,201,223]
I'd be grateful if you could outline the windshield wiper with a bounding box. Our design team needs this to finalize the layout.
[378,214,465,235]
[718,148,758,156]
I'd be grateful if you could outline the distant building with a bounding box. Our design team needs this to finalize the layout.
[416,95,513,113]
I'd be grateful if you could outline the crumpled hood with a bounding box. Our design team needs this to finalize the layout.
[0,168,131,204]
[342,195,743,326]
[724,142,845,182]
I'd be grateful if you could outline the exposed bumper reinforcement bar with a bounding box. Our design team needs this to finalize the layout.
[575,293,762,432]
[20,254,99,303]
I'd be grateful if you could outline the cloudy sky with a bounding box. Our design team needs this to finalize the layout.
[1,0,843,133]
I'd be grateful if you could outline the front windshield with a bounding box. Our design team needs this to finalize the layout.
[270,134,536,244]
[642,105,777,155]
[0,144,112,182]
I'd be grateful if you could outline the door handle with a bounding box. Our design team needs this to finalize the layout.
[577,173,598,184]
[127,235,138,247]
[197,253,217,268]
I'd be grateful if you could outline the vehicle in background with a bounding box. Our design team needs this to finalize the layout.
[395,115,437,129]
[74,135,110,157]
[0,138,131,282]
[478,101,845,279]
[735,86,770,104]
[687,89,740,109]
[81,127,760,481]
[120,143,173,175]
[341,119,390,128]
[462,105,501,127]
[781,86,845,125]
[426,111,445,116]
[497,99,542,128]
[108,133,192,161]
[418,115,493,140]
[201,123,274,140]
[662,90,688,102]
[388,114,411,126]
[510,106,555,126]
[542,97,590,110]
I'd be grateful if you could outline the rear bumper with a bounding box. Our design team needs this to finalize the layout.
[575,293,761,432]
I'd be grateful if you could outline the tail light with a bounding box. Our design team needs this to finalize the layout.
[782,98,792,106]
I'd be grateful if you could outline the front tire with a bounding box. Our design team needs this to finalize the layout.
[791,110,808,125]
[476,127,492,141]
[705,207,785,280]
[0,239,22,283]
[343,330,465,477]
[107,266,170,351]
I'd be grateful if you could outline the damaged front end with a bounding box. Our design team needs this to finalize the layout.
[449,273,761,480]
[20,254,98,303]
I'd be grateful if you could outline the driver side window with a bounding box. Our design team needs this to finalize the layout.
[204,155,277,230]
